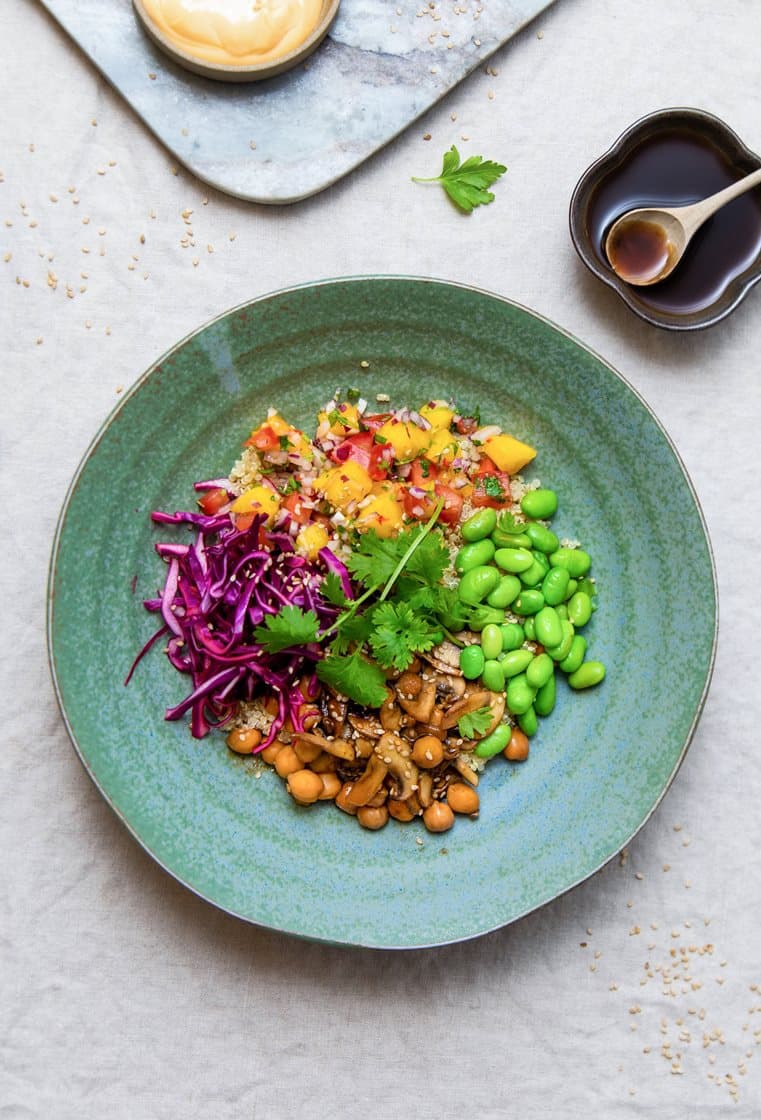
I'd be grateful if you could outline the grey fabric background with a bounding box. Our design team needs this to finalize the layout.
[2,1,760,1116]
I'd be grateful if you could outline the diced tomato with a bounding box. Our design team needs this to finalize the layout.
[472,465,511,507]
[197,487,229,515]
[403,481,463,525]
[455,414,479,436]
[435,483,464,525]
[282,491,311,525]
[408,458,439,487]
[360,412,392,433]
[330,431,391,480]
[244,425,281,452]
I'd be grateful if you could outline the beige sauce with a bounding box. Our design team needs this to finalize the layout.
[141,0,324,66]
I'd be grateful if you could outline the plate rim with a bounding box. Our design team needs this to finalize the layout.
[46,274,719,949]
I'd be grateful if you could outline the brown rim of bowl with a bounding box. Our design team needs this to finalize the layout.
[132,0,341,83]
[568,107,761,331]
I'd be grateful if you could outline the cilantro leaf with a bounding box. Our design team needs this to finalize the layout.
[253,606,319,654]
[330,610,374,655]
[368,601,442,671]
[412,145,507,213]
[483,475,504,499]
[346,530,405,590]
[321,571,349,607]
[403,529,449,588]
[495,510,527,536]
[316,652,389,707]
[457,706,493,740]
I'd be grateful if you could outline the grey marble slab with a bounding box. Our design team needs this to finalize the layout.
[40,0,553,203]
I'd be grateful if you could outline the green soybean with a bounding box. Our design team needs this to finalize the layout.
[482,659,505,691]
[518,706,538,737]
[534,606,563,648]
[522,616,536,641]
[546,620,575,661]
[542,566,570,606]
[563,578,578,601]
[568,661,606,689]
[519,558,547,587]
[506,673,536,715]
[468,605,506,631]
[524,522,560,553]
[480,623,503,661]
[487,574,521,608]
[460,644,485,680]
[559,634,587,674]
[491,530,533,549]
[549,547,591,578]
[474,723,511,759]
[455,539,496,573]
[458,565,500,604]
[555,603,569,620]
[494,547,534,573]
[534,673,556,716]
[461,507,497,542]
[526,652,554,689]
[500,622,525,651]
[501,648,534,678]
[567,591,592,628]
[576,577,597,600]
[513,589,545,615]
[521,488,558,520]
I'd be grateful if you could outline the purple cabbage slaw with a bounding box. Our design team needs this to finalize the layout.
[127,486,352,745]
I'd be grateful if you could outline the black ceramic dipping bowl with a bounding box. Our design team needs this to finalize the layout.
[569,108,761,330]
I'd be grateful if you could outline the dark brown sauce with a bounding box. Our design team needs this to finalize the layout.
[606,218,674,284]
[588,129,761,314]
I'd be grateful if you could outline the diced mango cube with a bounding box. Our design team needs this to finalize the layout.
[426,428,458,463]
[420,402,454,430]
[230,486,281,523]
[315,460,373,510]
[377,419,430,461]
[354,487,404,537]
[482,434,537,474]
[296,523,330,560]
[317,402,361,435]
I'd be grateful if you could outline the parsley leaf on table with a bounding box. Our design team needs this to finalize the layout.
[412,145,507,213]
[316,652,389,707]
[368,602,443,671]
[253,606,319,654]
[457,706,493,740]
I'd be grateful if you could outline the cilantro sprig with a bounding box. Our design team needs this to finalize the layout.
[457,706,492,740]
[412,145,507,213]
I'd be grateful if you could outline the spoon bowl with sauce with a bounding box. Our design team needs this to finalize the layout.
[604,166,761,286]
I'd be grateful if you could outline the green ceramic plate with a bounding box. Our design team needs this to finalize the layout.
[47,277,717,949]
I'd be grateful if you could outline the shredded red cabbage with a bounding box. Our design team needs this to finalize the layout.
[127,501,352,745]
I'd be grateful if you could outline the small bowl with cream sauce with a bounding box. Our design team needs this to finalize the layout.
[133,0,340,82]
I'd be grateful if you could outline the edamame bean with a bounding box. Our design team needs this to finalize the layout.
[559,634,587,674]
[519,558,547,587]
[482,659,505,691]
[546,620,575,661]
[501,649,534,678]
[524,522,560,554]
[567,591,592,627]
[458,565,501,604]
[513,589,545,615]
[494,547,534,573]
[506,673,536,715]
[542,566,570,606]
[535,606,563,648]
[568,661,606,689]
[518,706,538,737]
[480,623,503,661]
[534,673,556,716]
[491,530,533,549]
[549,547,591,578]
[455,539,496,573]
[521,488,558,520]
[563,578,578,601]
[522,616,536,641]
[576,577,597,600]
[469,605,506,631]
[526,652,554,689]
[460,644,485,679]
[555,603,569,620]
[474,723,511,759]
[461,507,497,542]
[500,622,525,651]
[487,574,521,608]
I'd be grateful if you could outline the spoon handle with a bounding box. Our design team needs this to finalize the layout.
[676,166,761,236]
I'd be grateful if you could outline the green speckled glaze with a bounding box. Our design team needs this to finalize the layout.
[47,277,717,949]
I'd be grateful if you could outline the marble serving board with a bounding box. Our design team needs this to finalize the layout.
[40,0,553,204]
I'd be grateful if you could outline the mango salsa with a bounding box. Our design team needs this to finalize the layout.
[482,433,537,474]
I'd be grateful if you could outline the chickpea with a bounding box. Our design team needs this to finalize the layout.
[286,769,324,805]
[309,752,337,773]
[412,735,445,769]
[367,787,389,808]
[423,801,455,833]
[294,738,323,763]
[396,671,422,699]
[504,728,530,762]
[274,745,302,778]
[317,773,342,801]
[225,727,262,754]
[447,783,480,815]
[260,740,285,765]
[357,805,389,830]
[388,798,416,822]
[335,782,358,816]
